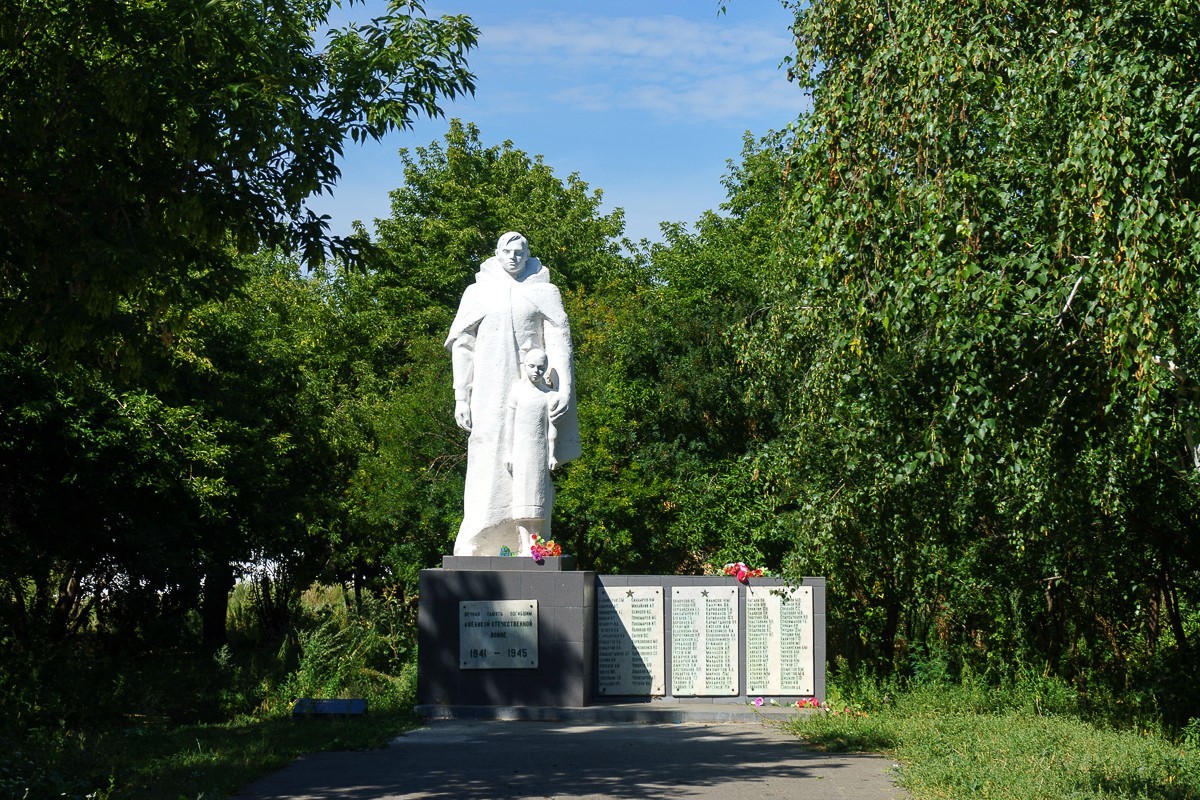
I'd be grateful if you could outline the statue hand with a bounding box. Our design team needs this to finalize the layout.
[549,457,559,471]
[455,400,472,432]
[548,392,569,421]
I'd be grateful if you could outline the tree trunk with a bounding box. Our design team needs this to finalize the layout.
[1164,562,1190,663]
[202,559,234,648]
[882,579,901,672]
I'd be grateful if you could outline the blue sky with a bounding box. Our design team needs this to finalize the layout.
[310,1,805,244]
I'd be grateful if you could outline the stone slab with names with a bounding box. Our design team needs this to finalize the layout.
[746,585,815,696]
[596,586,665,696]
[671,586,738,696]
[459,599,539,669]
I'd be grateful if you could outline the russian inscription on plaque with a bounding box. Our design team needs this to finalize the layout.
[597,586,665,695]
[670,586,738,696]
[745,586,814,695]
[459,600,539,669]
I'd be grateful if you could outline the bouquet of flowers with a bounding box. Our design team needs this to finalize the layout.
[723,561,764,584]
[529,533,562,561]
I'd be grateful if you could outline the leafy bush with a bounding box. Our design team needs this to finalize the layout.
[280,590,417,715]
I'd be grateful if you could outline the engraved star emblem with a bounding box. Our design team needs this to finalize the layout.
[701,589,709,597]
[626,590,635,598]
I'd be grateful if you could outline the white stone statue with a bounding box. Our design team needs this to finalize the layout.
[445,232,580,556]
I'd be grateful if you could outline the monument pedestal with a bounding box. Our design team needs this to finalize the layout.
[417,557,596,708]
[417,558,825,713]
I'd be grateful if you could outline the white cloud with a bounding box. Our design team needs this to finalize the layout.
[477,14,799,123]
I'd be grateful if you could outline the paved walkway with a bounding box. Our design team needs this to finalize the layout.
[237,716,907,799]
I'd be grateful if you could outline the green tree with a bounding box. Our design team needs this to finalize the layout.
[558,134,787,573]
[0,0,476,362]
[0,253,350,646]
[749,0,1200,702]
[181,253,351,643]
[0,351,230,643]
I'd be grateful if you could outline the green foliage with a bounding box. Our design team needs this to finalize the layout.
[1,350,221,644]
[281,589,417,713]
[4,696,415,800]
[0,252,354,647]
[750,0,1200,703]
[0,0,477,363]
[1,0,482,650]
[94,712,415,800]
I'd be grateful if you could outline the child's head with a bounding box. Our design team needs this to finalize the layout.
[521,348,549,384]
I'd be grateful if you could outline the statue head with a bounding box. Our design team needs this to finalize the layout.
[495,232,530,276]
[521,347,549,385]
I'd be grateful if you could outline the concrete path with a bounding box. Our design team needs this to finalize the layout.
[237,717,907,799]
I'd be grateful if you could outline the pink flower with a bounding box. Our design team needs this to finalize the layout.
[754,697,764,707]
[723,561,764,583]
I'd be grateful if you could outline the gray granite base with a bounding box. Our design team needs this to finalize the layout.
[417,565,595,707]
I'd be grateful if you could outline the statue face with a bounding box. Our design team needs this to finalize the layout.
[522,351,548,384]
[496,235,529,276]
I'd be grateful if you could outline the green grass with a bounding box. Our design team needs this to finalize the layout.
[785,682,1200,799]
[20,710,419,799]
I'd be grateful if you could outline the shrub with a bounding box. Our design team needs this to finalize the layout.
[280,590,416,715]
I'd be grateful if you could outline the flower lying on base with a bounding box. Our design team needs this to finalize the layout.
[792,698,869,718]
[723,562,765,584]
[529,533,562,561]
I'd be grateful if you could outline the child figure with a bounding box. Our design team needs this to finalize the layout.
[505,348,559,556]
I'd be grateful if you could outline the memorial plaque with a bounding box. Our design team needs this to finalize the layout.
[745,586,814,695]
[459,600,538,669]
[670,586,738,696]
[597,586,665,695]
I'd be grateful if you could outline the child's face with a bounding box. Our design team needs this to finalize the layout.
[523,355,547,383]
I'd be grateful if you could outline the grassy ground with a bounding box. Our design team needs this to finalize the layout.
[1,587,421,799]
[15,710,418,800]
[785,680,1200,799]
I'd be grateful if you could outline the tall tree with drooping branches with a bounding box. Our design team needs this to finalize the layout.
[748,0,1200,712]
